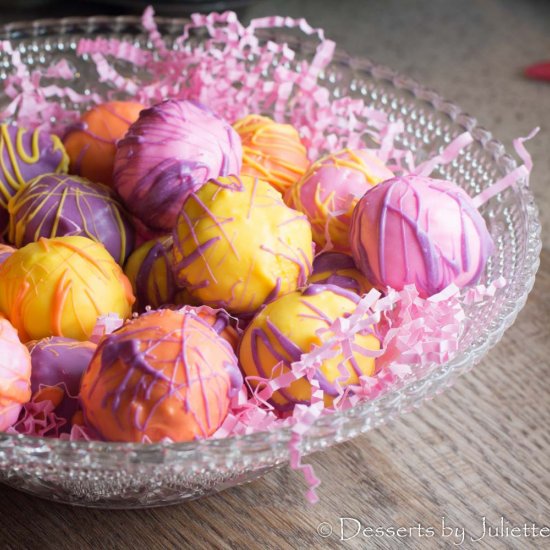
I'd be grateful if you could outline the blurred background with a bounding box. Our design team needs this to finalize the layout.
[0,0,548,233]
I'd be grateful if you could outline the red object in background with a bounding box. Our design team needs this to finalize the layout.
[525,61,550,81]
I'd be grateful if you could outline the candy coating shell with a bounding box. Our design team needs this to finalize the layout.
[0,236,134,341]
[0,316,31,430]
[285,148,393,253]
[234,114,309,195]
[239,286,379,410]
[173,175,313,314]
[80,309,237,442]
[350,175,494,297]
[8,173,135,265]
[63,101,145,186]
[113,99,242,232]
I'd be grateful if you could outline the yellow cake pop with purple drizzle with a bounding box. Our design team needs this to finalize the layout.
[285,148,394,253]
[124,236,190,311]
[239,285,380,410]
[173,175,313,315]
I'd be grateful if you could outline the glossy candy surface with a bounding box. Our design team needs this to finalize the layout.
[114,99,242,232]
[286,148,394,253]
[63,101,145,186]
[239,285,380,410]
[9,173,135,265]
[173,175,314,315]
[80,308,242,442]
[350,175,494,297]
[0,123,68,236]
[0,316,31,430]
[234,114,309,195]
[0,236,134,341]
[27,337,96,429]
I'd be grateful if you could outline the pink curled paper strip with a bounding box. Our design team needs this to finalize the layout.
[472,127,539,208]
[412,131,474,176]
[90,313,124,343]
[7,400,66,438]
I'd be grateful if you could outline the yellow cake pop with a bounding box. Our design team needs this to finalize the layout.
[173,175,313,315]
[124,236,190,311]
[0,236,134,341]
[239,285,380,410]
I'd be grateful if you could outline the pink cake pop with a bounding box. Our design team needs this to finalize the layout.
[113,99,242,232]
[0,316,32,430]
[285,148,394,253]
[350,175,494,297]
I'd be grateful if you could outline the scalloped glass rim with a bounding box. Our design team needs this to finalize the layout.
[0,16,541,461]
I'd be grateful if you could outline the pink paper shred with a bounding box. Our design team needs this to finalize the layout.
[0,7,536,504]
[7,400,66,438]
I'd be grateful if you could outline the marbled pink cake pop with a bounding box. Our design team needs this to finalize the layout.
[285,148,394,253]
[114,99,242,232]
[350,175,494,297]
[0,316,31,430]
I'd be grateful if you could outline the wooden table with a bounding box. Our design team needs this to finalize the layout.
[1,1,550,548]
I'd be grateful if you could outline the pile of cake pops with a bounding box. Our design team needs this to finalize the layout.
[0,9,531,457]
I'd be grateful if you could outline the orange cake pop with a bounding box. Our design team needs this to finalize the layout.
[233,114,310,195]
[80,308,242,443]
[63,101,145,186]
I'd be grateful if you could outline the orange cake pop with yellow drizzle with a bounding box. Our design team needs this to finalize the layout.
[285,148,394,254]
[0,236,134,341]
[233,114,310,195]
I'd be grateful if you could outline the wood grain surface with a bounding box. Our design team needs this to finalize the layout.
[1,1,550,549]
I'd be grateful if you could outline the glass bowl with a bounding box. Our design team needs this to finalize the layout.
[0,15,541,509]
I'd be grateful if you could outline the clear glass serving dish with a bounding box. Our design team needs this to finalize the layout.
[0,15,541,508]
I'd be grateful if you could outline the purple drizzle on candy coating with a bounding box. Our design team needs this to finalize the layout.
[113,99,242,232]
[353,175,494,296]
[134,239,177,311]
[82,310,240,440]
[245,285,363,411]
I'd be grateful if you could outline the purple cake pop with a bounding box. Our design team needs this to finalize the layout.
[27,337,96,429]
[8,173,135,264]
[113,99,242,232]
[0,123,69,236]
